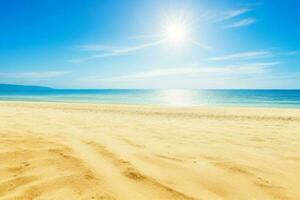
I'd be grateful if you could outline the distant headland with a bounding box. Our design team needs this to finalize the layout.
[0,84,52,91]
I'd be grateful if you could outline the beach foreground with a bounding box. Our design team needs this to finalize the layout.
[0,102,299,200]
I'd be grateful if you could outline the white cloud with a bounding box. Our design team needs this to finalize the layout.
[69,40,163,63]
[190,40,214,51]
[75,45,114,51]
[86,62,277,82]
[225,17,257,28]
[216,8,251,22]
[209,51,272,61]
[0,71,70,79]
[128,34,161,40]
[92,40,162,57]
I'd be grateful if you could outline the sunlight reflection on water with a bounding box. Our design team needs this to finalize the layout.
[160,89,197,106]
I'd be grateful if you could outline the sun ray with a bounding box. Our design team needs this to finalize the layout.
[164,21,187,45]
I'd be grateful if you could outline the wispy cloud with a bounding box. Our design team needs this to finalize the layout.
[209,51,272,61]
[87,62,277,82]
[213,4,260,29]
[190,40,214,51]
[0,71,70,79]
[128,34,161,40]
[216,8,251,22]
[69,40,163,63]
[75,45,114,51]
[225,17,257,28]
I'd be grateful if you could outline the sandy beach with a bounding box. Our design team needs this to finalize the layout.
[0,101,299,200]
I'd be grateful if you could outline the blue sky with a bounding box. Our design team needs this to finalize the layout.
[0,0,299,89]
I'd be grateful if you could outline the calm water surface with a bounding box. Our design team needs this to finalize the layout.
[0,89,300,108]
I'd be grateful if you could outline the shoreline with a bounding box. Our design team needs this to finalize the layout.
[0,101,299,199]
[1,99,300,110]
[1,100,300,121]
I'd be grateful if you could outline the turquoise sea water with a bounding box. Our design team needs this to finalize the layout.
[0,89,300,108]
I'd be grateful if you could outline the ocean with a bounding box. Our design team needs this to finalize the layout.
[0,89,300,108]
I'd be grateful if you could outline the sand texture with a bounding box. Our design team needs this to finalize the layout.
[0,101,300,200]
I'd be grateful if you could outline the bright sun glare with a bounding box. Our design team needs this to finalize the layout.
[163,21,188,46]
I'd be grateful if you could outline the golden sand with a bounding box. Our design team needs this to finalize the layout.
[0,101,299,200]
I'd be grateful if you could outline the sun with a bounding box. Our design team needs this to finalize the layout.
[163,21,188,46]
